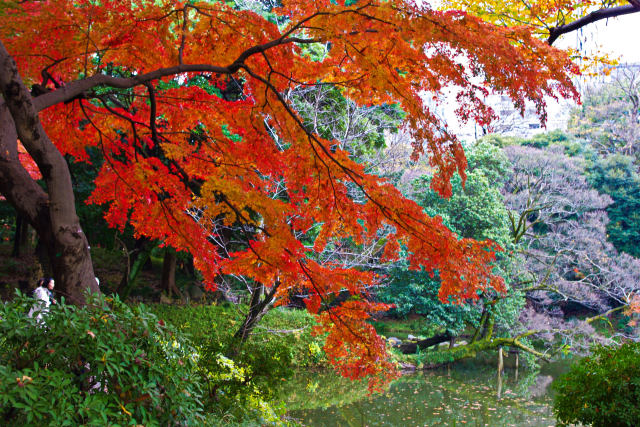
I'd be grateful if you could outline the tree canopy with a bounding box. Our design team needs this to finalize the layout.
[0,0,582,382]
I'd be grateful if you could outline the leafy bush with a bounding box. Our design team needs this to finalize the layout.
[0,292,204,426]
[553,341,640,427]
[586,153,640,258]
[149,304,323,371]
[371,317,443,340]
[0,295,322,425]
[149,303,324,423]
[377,268,478,334]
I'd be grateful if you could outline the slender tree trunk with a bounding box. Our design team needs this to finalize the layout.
[234,283,270,343]
[0,42,98,304]
[117,238,153,299]
[230,280,280,354]
[161,247,182,299]
[471,308,488,343]
[483,314,495,340]
[183,254,195,277]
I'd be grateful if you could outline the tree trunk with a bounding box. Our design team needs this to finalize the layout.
[116,237,153,299]
[0,42,98,304]
[230,280,280,354]
[12,213,29,257]
[233,283,271,343]
[35,237,52,277]
[471,308,488,343]
[161,247,182,299]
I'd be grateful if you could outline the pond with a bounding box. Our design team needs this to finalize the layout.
[279,357,573,426]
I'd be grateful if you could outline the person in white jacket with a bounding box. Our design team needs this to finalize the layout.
[28,278,55,322]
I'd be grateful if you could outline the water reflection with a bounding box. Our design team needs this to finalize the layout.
[279,359,571,426]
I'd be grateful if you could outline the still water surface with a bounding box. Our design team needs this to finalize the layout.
[280,359,572,426]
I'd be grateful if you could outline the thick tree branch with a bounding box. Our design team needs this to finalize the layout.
[398,332,452,353]
[400,332,550,363]
[0,40,75,231]
[33,37,318,111]
[33,65,232,111]
[547,4,640,45]
[585,304,627,324]
[0,102,49,225]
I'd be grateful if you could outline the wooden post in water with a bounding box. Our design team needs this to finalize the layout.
[497,346,504,399]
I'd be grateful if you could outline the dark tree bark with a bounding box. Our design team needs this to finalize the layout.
[233,282,271,343]
[12,214,30,257]
[116,237,153,299]
[547,3,640,45]
[0,41,98,304]
[35,237,52,277]
[399,332,452,354]
[161,247,182,298]
[230,280,280,355]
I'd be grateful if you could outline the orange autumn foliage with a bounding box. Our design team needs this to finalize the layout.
[1,0,579,384]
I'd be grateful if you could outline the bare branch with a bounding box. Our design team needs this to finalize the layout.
[547,4,640,45]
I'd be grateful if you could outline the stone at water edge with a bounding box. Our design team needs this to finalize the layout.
[387,337,402,347]
[398,362,417,372]
[187,283,204,299]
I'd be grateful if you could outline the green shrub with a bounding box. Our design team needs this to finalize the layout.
[149,303,323,424]
[0,292,204,426]
[150,304,324,372]
[553,341,640,427]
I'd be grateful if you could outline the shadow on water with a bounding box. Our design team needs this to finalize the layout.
[278,357,574,426]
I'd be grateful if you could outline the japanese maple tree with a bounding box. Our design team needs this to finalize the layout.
[0,0,579,382]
